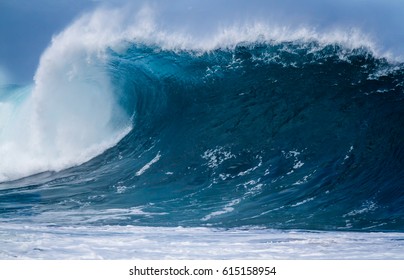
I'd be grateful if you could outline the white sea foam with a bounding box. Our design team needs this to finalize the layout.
[201,199,241,221]
[80,1,401,60]
[135,152,161,176]
[202,147,235,169]
[1,223,403,259]
[35,3,390,57]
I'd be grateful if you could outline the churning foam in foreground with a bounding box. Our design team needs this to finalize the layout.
[0,4,393,183]
[1,223,404,259]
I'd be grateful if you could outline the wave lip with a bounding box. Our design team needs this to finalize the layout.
[47,5,392,57]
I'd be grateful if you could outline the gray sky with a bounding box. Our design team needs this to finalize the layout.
[0,0,96,83]
[1,0,403,84]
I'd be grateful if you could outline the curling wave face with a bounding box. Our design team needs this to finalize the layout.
[0,6,403,232]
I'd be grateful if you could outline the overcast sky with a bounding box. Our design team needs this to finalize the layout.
[1,0,404,83]
[0,0,96,83]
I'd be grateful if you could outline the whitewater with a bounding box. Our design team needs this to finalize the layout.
[0,0,403,259]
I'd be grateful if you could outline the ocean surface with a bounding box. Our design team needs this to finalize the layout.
[0,2,403,259]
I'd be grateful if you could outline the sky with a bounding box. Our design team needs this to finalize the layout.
[0,0,96,83]
[1,0,404,84]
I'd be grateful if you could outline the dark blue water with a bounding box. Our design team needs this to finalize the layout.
[1,42,403,231]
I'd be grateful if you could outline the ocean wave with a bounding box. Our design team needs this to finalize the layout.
[0,3,403,232]
[1,4,396,182]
